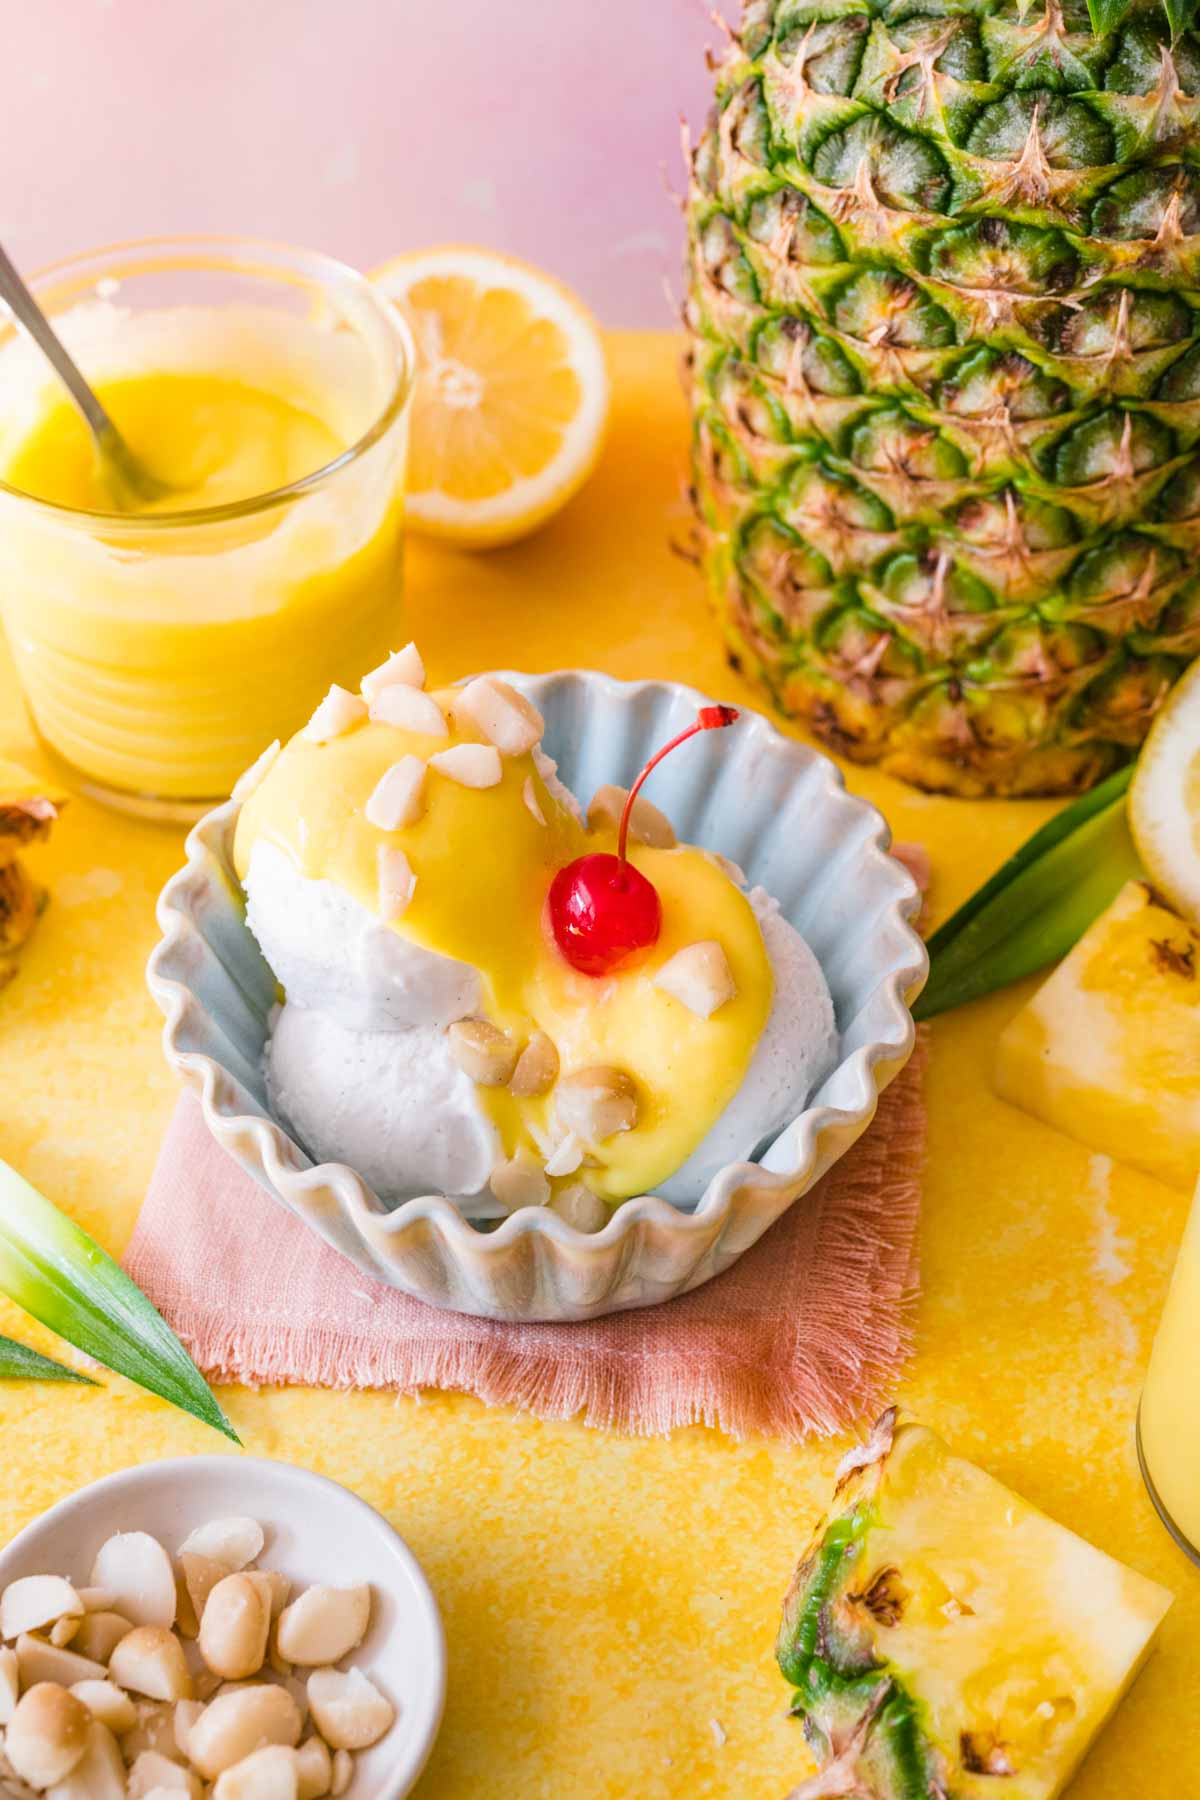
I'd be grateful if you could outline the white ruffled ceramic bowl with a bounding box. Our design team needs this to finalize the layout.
[148,672,927,1322]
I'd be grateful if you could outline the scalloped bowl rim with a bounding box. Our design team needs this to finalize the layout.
[148,670,928,1264]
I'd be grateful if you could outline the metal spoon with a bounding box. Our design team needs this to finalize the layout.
[0,241,172,509]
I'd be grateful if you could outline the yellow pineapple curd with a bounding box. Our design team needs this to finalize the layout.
[1141,1173,1200,1559]
[0,240,413,815]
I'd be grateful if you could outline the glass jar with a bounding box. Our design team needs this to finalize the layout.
[0,236,414,819]
[1138,1172,1200,1563]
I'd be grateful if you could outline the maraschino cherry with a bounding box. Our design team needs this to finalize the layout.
[548,704,739,976]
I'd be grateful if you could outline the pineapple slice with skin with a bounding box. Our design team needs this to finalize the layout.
[778,1411,1171,1800]
[994,881,1200,1189]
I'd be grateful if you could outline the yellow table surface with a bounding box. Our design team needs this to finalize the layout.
[0,332,1192,1796]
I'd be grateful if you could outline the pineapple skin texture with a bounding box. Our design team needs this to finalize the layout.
[777,1413,1172,1798]
[686,0,1200,796]
[994,879,1200,1187]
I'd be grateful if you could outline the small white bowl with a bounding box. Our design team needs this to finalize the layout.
[149,671,927,1321]
[0,1456,445,1799]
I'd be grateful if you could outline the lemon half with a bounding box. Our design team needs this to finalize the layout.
[1129,655,1200,925]
[372,246,609,548]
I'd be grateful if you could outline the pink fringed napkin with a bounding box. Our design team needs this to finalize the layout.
[125,1033,926,1440]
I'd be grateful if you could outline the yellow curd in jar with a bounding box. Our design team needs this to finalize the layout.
[0,301,408,808]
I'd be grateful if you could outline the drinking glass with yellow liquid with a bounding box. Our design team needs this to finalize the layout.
[1139,1171,1200,1561]
[0,237,414,818]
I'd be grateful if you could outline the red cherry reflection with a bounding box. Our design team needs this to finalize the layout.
[548,704,739,977]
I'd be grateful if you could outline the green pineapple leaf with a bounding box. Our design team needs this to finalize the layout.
[0,1333,98,1384]
[0,1157,238,1441]
[914,765,1140,1020]
[1164,0,1200,40]
[1087,0,1133,34]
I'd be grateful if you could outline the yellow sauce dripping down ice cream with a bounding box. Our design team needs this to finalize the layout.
[233,690,774,1201]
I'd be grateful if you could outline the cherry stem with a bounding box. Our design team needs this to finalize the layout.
[616,704,739,875]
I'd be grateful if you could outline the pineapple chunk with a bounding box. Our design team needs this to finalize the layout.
[777,1411,1171,1800]
[0,758,63,991]
[0,757,63,864]
[994,880,1200,1189]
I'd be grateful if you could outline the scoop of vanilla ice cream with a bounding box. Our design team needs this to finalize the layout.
[267,1008,500,1204]
[251,844,838,1209]
[245,839,480,1030]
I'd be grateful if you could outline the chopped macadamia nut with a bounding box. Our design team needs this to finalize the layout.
[301,688,366,745]
[188,1686,302,1781]
[510,1031,559,1098]
[71,1611,131,1664]
[174,1697,204,1758]
[68,1680,137,1736]
[232,741,281,805]
[522,777,545,826]
[75,1590,115,1614]
[245,1572,291,1624]
[543,1134,584,1178]
[0,1647,18,1724]
[43,1718,125,1800]
[5,1683,91,1788]
[490,1151,551,1212]
[448,1018,518,1086]
[275,1588,370,1670]
[108,1627,193,1702]
[15,1636,106,1690]
[306,1668,394,1752]
[428,743,503,789]
[178,1520,264,1573]
[377,846,417,923]
[1,1577,83,1642]
[555,1067,640,1143]
[368,684,447,737]
[294,1734,331,1800]
[653,940,737,1018]
[119,1698,178,1762]
[454,677,543,756]
[550,1184,609,1233]
[127,1748,203,1797]
[200,1575,270,1682]
[587,782,677,848]
[181,1555,228,1631]
[90,1532,177,1629]
[365,756,426,832]
[330,1750,353,1797]
[213,1744,299,1800]
[361,643,425,701]
[174,1573,200,1641]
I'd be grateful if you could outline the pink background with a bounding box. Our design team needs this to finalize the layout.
[8,1,716,328]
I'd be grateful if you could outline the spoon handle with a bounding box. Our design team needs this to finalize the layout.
[0,242,123,450]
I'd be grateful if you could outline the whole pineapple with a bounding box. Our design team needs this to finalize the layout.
[686,0,1200,794]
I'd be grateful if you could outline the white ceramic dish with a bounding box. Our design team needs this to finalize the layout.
[0,1456,445,1799]
[148,671,927,1321]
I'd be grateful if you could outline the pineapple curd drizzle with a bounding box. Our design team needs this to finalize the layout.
[233,692,774,1201]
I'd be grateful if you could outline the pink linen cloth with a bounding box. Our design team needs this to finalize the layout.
[124,1033,927,1441]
